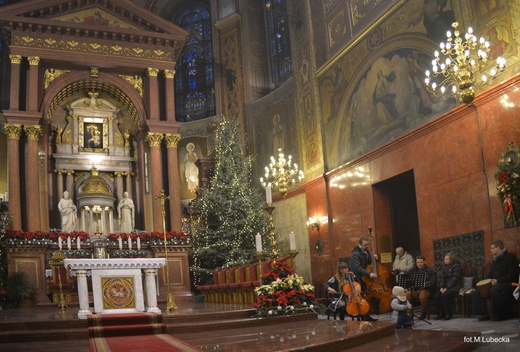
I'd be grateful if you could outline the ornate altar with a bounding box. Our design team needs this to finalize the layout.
[64,258,166,319]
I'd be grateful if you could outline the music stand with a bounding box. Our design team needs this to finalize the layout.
[397,273,432,325]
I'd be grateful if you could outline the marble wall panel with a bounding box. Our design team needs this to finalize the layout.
[306,76,520,286]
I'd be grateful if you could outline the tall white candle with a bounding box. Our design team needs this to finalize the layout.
[137,237,141,250]
[77,237,81,250]
[58,236,63,250]
[255,233,263,252]
[289,231,296,251]
[266,185,272,204]
[128,237,132,250]
[118,236,123,250]
[67,236,71,250]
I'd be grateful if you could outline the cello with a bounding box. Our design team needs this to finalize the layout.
[343,274,370,317]
[362,227,392,314]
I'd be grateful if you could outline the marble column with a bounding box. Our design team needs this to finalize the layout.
[145,132,164,231]
[115,172,123,201]
[144,268,160,313]
[66,170,75,199]
[55,170,65,198]
[125,172,134,198]
[24,125,42,231]
[76,269,92,319]
[164,134,182,231]
[164,69,176,121]
[26,56,40,112]
[8,54,21,110]
[146,68,160,121]
[4,124,22,230]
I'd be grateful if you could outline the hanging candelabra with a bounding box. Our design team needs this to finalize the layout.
[424,22,506,105]
[260,148,304,198]
[259,148,304,260]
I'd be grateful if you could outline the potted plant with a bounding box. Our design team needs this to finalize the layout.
[1,272,36,309]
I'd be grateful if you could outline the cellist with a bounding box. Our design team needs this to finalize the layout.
[325,261,351,320]
[350,236,379,321]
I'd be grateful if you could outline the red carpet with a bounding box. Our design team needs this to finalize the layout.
[88,313,202,352]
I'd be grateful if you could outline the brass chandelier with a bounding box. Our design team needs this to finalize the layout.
[260,148,304,198]
[424,22,506,105]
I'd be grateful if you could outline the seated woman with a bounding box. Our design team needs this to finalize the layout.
[433,252,462,320]
[325,261,360,320]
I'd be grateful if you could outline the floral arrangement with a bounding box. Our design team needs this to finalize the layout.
[495,142,520,228]
[254,260,316,317]
[107,230,189,244]
[3,230,90,246]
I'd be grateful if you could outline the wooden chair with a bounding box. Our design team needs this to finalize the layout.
[46,251,74,309]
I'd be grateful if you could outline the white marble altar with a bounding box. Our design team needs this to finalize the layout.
[64,258,166,319]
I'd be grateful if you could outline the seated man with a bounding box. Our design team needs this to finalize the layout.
[472,240,519,321]
[405,255,436,320]
[392,247,414,276]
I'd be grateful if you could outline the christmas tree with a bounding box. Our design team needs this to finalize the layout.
[191,117,268,286]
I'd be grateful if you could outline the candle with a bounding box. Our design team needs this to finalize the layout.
[58,236,63,250]
[255,233,263,252]
[118,237,123,250]
[289,231,296,251]
[266,185,272,204]
[67,236,71,250]
[128,237,132,250]
[77,237,81,250]
[137,237,141,250]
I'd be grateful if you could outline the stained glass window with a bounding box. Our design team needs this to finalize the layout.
[174,5,215,122]
[265,0,293,87]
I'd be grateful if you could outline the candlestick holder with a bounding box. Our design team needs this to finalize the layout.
[264,205,278,260]
[155,189,177,312]
[289,249,298,272]
[257,251,265,279]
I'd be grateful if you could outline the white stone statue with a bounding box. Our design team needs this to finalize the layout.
[58,191,77,232]
[118,191,135,233]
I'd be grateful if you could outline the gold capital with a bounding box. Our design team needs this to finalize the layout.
[4,124,23,139]
[147,68,159,77]
[9,54,22,64]
[24,125,42,141]
[27,56,40,66]
[114,172,123,177]
[164,133,181,148]
[146,132,164,147]
[164,69,176,79]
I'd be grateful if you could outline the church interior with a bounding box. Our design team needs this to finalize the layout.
[0,0,520,351]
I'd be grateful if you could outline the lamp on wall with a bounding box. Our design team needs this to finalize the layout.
[265,1,302,28]
[260,148,304,198]
[306,216,326,256]
[424,22,506,106]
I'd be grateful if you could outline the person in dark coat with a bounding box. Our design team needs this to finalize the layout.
[350,236,378,321]
[473,240,519,321]
[325,261,358,320]
[433,252,462,320]
[405,255,436,320]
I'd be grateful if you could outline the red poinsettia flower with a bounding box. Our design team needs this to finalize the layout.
[498,171,510,184]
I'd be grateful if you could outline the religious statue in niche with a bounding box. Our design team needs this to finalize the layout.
[495,142,520,228]
[180,142,202,193]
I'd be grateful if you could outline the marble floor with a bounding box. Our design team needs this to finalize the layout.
[0,303,518,352]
